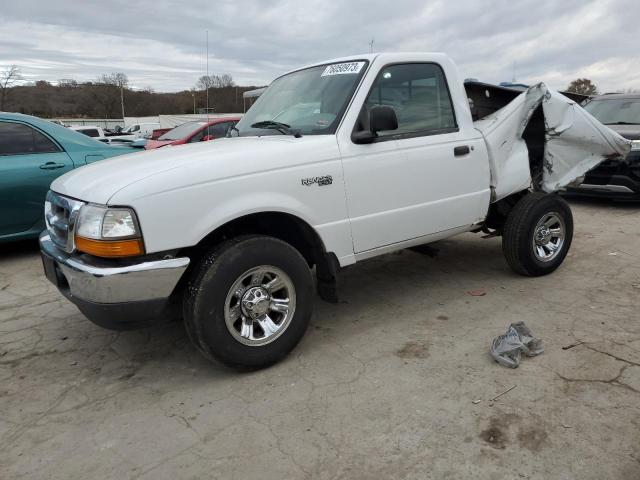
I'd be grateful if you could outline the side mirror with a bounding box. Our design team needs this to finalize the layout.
[202,135,215,142]
[352,105,398,144]
[370,105,398,134]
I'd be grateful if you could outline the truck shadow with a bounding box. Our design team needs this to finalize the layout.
[0,239,40,261]
[91,235,508,377]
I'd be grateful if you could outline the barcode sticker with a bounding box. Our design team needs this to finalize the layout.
[321,62,365,77]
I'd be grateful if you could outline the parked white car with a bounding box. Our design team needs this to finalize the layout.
[120,122,161,139]
[68,125,109,142]
[41,53,630,369]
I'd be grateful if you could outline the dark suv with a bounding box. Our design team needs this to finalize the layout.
[568,93,640,200]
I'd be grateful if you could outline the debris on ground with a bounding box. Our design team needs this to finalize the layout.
[467,289,487,297]
[562,341,584,350]
[491,385,517,401]
[490,322,544,368]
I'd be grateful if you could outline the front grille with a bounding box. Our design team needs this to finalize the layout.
[44,191,84,253]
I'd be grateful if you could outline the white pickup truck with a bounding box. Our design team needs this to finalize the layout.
[40,53,630,369]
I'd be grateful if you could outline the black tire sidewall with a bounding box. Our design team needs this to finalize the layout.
[185,236,313,369]
[513,195,573,275]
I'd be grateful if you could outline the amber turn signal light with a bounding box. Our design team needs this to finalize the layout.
[75,236,145,258]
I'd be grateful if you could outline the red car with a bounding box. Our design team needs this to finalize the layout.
[145,117,240,150]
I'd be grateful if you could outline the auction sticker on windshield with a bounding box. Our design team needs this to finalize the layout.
[321,62,365,77]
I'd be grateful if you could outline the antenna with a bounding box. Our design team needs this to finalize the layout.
[206,30,210,121]
[512,61,517,83]
[369,38,375,53]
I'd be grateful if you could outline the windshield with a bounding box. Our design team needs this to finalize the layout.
[584,98,640,125]
[159,122,207,141]
[233,60,368,137]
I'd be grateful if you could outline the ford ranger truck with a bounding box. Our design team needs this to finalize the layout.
[40,53,631,369]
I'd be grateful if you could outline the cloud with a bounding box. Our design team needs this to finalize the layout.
[0,0,638,92]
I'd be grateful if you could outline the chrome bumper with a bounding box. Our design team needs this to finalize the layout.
[39,232,189,304]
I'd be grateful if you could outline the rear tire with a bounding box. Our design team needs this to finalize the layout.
[183,235,314,369]
[502,193,573,276]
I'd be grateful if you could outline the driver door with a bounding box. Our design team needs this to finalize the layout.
[338,62,490,254]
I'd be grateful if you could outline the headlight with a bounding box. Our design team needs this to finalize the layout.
[631,141,640,151]
[75,205,144,258]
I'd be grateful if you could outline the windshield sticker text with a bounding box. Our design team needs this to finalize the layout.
[321,62,365,77]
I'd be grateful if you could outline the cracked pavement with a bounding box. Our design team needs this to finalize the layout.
[1,197,639,479]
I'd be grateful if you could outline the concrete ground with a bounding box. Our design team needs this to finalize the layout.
[1,198,639,480]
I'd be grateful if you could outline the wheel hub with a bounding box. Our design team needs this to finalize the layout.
[535,225,552,245]
[241,287,270,319]
[531,212,566,263]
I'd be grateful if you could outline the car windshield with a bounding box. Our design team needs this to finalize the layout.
[159,122,207,141]
[233,60,369,137]
[583,98,640,125]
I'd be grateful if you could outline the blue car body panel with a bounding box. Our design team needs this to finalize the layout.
[0,112,138,243]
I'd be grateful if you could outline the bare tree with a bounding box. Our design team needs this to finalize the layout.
[1,65,23,110]
[196,74,219,90]
[219,74,234,87]
[196,73,234,89]
[566,78,598,96]
[98,72,128,119]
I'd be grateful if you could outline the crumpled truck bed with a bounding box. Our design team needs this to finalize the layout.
[473,83,632,202]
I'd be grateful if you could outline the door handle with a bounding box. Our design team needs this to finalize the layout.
[454,146,470,156]
[40,162,66,170]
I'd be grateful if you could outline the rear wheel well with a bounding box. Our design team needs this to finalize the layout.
[485,190,529,231]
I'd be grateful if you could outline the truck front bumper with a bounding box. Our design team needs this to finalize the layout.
[39,232,190,330]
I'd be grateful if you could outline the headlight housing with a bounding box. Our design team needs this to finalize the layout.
[75,205,144,258]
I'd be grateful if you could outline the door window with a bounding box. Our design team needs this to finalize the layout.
[359,63,457,138]
[0,122,61,155]
[207,122,232,138]
[79,128,100,137]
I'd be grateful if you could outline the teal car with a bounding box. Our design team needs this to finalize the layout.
[0,112,138,242]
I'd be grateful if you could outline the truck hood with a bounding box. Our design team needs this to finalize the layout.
[475,83,632,200]
[51,135,334,205]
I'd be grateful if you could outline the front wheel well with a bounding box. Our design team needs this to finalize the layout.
[175,212,340,303]
[189,212,323,265]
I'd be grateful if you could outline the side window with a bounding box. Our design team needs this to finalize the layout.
[131,125,140,132]
[0,121,60,155]
[189,129,206,143]
[81,129,100,138]
[362,63,457,138]
[208,123,230,138]
[33,129,61,153]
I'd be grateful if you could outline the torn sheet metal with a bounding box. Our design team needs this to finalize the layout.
[475,83,632,201]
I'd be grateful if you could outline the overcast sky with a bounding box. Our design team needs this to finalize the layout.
[1,0,638,93]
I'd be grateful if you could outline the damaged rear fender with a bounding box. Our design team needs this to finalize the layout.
[475,83,632,202]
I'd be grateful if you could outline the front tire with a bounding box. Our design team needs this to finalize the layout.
[502,193,573,276]
[183,235,314,369]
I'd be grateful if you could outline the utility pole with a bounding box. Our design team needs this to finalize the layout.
[120,83,125,120]
[192,91,196,114]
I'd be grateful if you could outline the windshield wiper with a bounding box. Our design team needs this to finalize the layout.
[605,122,639,125]
[250,120,302,138]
